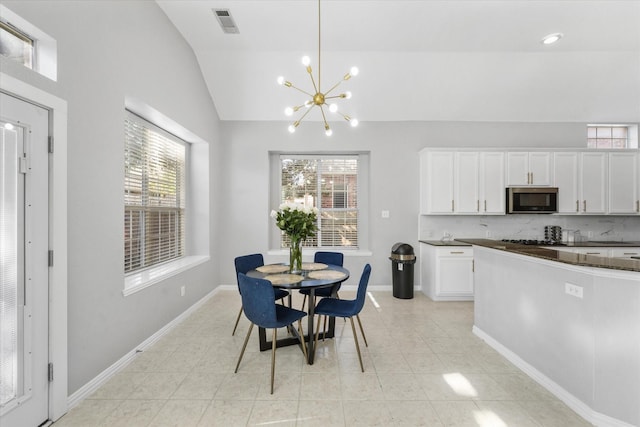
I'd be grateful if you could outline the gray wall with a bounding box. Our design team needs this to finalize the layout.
[1,1,222,393]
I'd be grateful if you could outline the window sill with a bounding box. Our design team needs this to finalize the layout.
[123,255,209,297]
[267,249,373,257]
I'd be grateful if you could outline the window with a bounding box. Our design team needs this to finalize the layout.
[124,112,186,273]
[0,20,34,69]
[587,125,638,149]
[277,155,359,249]
[0,5,57,81]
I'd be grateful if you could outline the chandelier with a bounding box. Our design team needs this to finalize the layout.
[277,0,359,136]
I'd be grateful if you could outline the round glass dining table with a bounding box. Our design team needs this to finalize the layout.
[247,263,349,364]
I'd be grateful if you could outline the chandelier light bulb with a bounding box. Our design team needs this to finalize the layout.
[288,124,296,133]
[304,100,313,108]
[350,66,359,76]
[344,91,352,99]
[4,122,15,130]
[284,107,294,116]
[325,128,333,136]
[329,103,338,113]
[302,56,311,66]
[350,118,359,127]
[277,76,285,85]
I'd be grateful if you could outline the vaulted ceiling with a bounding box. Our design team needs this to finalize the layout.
[157,0,640,124]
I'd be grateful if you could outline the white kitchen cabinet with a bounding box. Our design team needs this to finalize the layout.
[420,150,504,215]
[480,152,506,214]
[421,244,474,301]
[553,152,606,214]
[608,152,639,214]
[610,248,640,258]
[580,152,607,214]
[420,151,455,214]
[506,152,552,186]
[455,152,480,214]
[554,152,580,213]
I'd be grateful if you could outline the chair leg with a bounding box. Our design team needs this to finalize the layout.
[301,294,307,311]
[234,323,254,373]
[297,320,308,363]
[313,314,322,360]
[356,314,368,347]
[271,328,277,394]
[349,317,365,372]
[232,305,243,336]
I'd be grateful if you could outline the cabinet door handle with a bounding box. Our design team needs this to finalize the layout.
[622,252,638,255]
[583,200,587,212]
[585,252,600,255]
[477,200,479,212]
[484,200,487,212]
[576,200,579,212]
[472,260,475,272]
[637,200,639,212]
[451,200,454,212]
[450,251,465,254]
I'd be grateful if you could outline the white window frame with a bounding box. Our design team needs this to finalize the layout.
[269,151,370,255]
[587,124,639,149]
[123,100,209,296]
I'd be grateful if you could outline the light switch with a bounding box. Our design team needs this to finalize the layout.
[381,210,390,218]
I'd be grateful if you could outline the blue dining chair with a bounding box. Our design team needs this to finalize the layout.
[233,254,290,336]
[299,251,344,310]
[234,273,308,394]
[313,264,372,372]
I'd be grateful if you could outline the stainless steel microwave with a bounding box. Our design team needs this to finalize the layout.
[506,187,558,214]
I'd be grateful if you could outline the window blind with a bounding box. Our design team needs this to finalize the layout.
[124,112,186,273]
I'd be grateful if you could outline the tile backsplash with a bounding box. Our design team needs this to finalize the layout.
[419,215,640,242]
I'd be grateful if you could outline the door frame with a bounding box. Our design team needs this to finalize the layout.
[1,72,68,422]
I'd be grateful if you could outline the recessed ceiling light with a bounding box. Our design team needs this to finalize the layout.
[541,32,563,45]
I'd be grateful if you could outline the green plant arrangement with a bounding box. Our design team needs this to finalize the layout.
[270,203,318,272]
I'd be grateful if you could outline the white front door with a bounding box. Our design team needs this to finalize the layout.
[1,92,50,427]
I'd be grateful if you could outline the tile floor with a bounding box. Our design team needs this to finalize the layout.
[53,290,592,426]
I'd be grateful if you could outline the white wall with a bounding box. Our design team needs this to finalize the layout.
[1,1,222,394]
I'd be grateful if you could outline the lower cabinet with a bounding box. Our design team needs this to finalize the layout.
[421,243,474,301]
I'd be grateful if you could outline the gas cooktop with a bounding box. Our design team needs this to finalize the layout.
[501,239,566,246]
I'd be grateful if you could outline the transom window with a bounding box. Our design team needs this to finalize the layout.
[278,155,359,249]
[124,112,186,273]
[0,20,34,69]
[587,125,631,149]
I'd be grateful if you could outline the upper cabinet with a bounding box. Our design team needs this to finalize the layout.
[608,152,639,214]
[553,152,606,214]
[422,148,638,216]
[506,152,552,186]
[420,150,504,215]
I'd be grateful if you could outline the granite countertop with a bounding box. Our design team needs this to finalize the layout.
[456,238,640,273]
[419,240,472,247]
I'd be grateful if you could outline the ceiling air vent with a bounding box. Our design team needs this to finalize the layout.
[213,9,239,34]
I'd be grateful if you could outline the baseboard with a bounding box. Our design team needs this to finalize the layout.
[67,288,220,409]
[472,326,634,427]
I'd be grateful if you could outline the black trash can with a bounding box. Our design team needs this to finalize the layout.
[390,243,416,299]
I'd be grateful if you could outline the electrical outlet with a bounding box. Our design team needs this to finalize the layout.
[381,210,390,218]
[180,285,186,297]
[485,230,491,238]
[565,283,583,299]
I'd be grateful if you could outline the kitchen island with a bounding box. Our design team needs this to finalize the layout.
[458,239,640,427]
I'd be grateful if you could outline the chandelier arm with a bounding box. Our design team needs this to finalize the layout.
[296,104,316,123]
[307,71,319,96]
[324,79,344,96]
[288,83,314,98]
[324,94,347,100]
[319,105,329,126]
